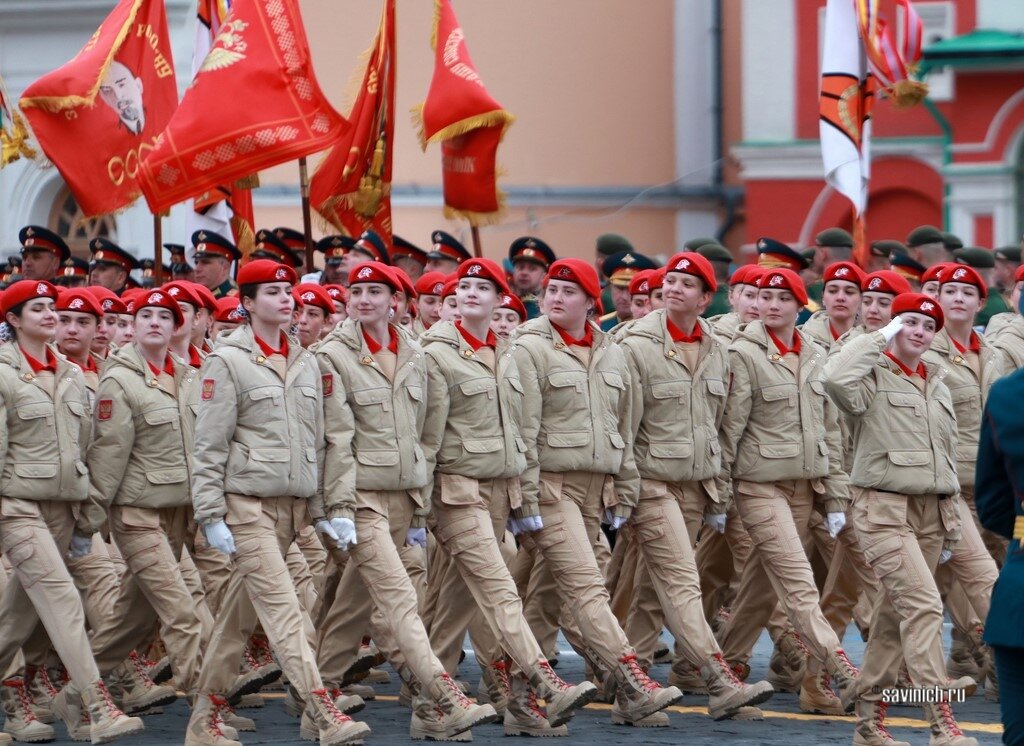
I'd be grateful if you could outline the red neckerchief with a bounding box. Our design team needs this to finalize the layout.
[455,321,496,351]
[255,332,290,359]
[21,346,57,374]
[146,355,175,377]
[767,327,802,357]
[83,355,98,374]
[884,351,927,380]
[666,317,702,343]
[828,322,840,341]
[551,321,593,348]
[362,326,398,355]
[188,345,203,369]
[950,331,981,355]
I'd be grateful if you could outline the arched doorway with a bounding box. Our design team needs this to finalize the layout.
[47,186,117,259]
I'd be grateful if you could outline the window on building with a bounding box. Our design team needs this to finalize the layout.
[48,186,116,259]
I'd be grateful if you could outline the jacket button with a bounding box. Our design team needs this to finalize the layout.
[256,355,266,364]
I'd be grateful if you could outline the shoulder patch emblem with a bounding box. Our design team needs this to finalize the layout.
[97,399,112,421]
[322,373,333,397]
[201,379,215,400]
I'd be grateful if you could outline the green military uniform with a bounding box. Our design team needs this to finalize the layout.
[703,286,731,318]
[521,294,542,320]
[696,243,733,319]
[596,234,634,322]
[211,278,238,299]
[192,230,242,300]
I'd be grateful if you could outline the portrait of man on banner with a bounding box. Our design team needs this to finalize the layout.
[99,59,147,136]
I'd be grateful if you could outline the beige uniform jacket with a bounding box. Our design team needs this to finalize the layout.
[800,310,837,349]
[823,331,960,497]
[720,321,850,513]
[985,312,1024,371]
[191,325,324,526]
[511,317,639,517]
[420,321,527,486]
[710,312,741,341]
[923,328,1003,491]
[313,320,429,525]
[619,311,729,497]
[81,344,198,534]
[0,344,92,522]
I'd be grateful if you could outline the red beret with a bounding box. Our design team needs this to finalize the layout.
[391,266,418,299]
[213,297,245,323]
[161,281,204,311]
[823,261,865,287]
[323,284,349,305]
[458,258,511,295]
[498,292,527,320]
[922,262,954,285]
[132,289,185,327]
[414,271,448,297]
[665,252,717,292]
[862,270,912,296]
[938,264,987,299]
[1015,265,1024,283]
[187,282,218,313]
[441,277,458,299]
[293,283,335,314]
[544,258,601,300]
[892,292,944,331]
[647,267,666,291]
[744,266,768,288]
[348,261,399,291]
[757,268,808,306]
[1,280,57,316]
[55,288,103,318]
[628,269,654,296]
[86,286,128,315]
[729,264,753,287]
[237,259,298,286]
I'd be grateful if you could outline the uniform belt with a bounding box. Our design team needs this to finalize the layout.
[1014,515,1024,541]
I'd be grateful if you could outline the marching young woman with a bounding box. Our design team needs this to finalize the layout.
[511,258,683,726]
[617,252,774,721]
[801,262,865,348]
[715,268,861,710]
[312,261,496,741]
[491,292,527,340]
[64,289,215,735]
[184,260,369,746]
[824,294,978,746]
[419,258,597,736]
[0,280,142,744]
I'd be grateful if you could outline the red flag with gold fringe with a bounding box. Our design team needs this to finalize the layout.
[19,0,178,216]
[309,0,396,244]
[415,0,514,226]
[138,0,348,214]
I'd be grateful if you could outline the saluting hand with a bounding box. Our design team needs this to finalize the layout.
[880,316,905,343]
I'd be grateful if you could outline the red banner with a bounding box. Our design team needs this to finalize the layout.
[310,0,396,244]
[20,0,178,216]
[138,0,347,214]
[415,0,513,226]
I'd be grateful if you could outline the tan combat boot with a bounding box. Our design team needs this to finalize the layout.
[852,699,911,746]
[698,653,774,721]
[409,695,471,742]
[922,698,979,746]
[1,677,56,743]
[80,680,144,744]
[609,653,683,725]
[110,653,177,714]
[527,658,597,727]
[300,687,371,745]
[287,685,363,719]
[184,694,241,746]
[476,661,511,717]
[50,682,92,742]
[23,666,55,724]
[667,658,706,694]
[504,673,567,737]
[768,631,809,693]
[146,656,172,686]
[824,648,860,712]
[424,673,497,738]
[244,637,281,690]
[798,660,845,715]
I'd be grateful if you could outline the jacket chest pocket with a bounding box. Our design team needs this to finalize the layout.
[352,387,393,414]
[546,370,588,410]
[294,385,319,420]
[13,402,53,437]
[949,386,980,429]
[758,383,798,420]
[599,370,626,410]
[885,391,925,427]
[243,386,283,421]
[459,377,497,403]
[141,406,180,432]
[648,380,689,421]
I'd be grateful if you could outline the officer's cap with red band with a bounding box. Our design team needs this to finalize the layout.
[892,292,944,331]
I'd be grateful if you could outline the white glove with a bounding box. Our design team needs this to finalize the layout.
[406,527,427,548]
[315,519,339,542]
[204,520,236,555]
[329,517,358,551]
[703,513,727,534]
[603,509,628,531]
[824,512,847,538]
[507,515,544,536]
[68,534,93,559]
[939,548,953,564]
[880,315,904,343]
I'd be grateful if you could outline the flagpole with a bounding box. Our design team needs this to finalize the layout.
[298,157,315,272]
[470,226,482,258]
[153,213,164,284]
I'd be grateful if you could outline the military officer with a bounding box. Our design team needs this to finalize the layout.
[422,232,468,275]
[54,257,89,288]
[346,231,390,267]
[865,240,902,273]
[595,234,635,317]
[804,229,855,305]
[252,229,303,268]
[88,238,139,295]
[392,236,428,282]
[191,231,241,300]
[992,245,1020,310]
[314,235,354,287]
[696,243,734,317]
[890,253,926,291]
[509,237,556,321]
[825,293,977,746]
[907,225,952,268]
[184,260,369,746]
[166,243,195,282]
[598,250,658,331]
[944,232,965,252]
[270,227,309,273]
[511,258,683,726]
[0,280,143,745]
[18,226,70,283]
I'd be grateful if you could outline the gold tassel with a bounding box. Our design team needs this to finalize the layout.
[410,103,427,150]
[232,215,255,261]
[1,111,37,166]
[889,79,929,109]
[430,0,442,51]
[234,173,260,190]
[425,110,515,146]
